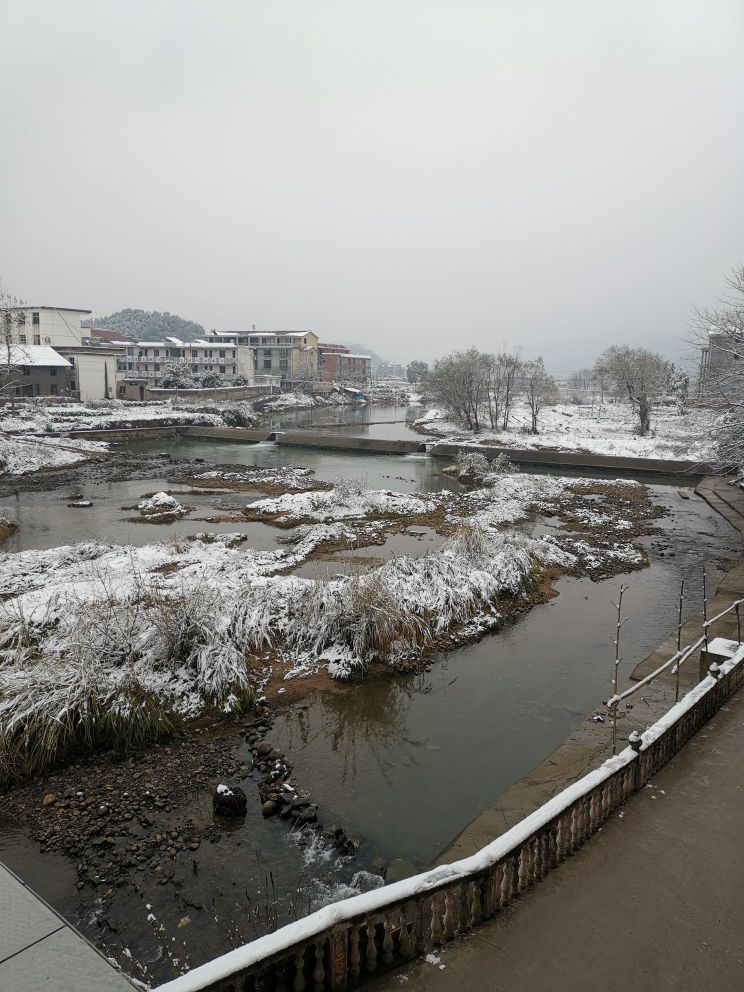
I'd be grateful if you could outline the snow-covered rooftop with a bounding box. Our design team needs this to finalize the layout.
[2,345,71,368]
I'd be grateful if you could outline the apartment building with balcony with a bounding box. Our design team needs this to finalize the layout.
[206,329,318,384]
[122,337,254,385]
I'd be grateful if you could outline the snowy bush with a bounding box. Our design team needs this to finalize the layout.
[454,451,516,483]
[0,574,252,783]
[456,451,490,482]
[231,527,547,677]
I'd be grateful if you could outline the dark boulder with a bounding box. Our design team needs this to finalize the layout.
[212,784,247,817]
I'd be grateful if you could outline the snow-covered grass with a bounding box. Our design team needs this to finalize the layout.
[229,525,571,678]
[244,479,443,525]
[415,401,719,461]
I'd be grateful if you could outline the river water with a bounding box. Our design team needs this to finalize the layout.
[0,424,740,982]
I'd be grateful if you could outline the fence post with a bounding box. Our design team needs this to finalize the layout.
[675,579,684,701]
[610,584,629,755]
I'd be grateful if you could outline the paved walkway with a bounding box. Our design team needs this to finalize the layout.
[378,685,744,992]
[0,861,134,991]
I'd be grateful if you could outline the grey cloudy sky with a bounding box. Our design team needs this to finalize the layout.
[1,1,743,369]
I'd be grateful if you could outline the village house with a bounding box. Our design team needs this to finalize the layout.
[0,305,121,400]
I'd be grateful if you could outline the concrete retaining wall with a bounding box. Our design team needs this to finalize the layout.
[274,432,423,455]
[428,442,712,479]
[183,426,273,443]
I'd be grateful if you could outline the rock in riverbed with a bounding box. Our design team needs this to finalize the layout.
[212,783,247,817]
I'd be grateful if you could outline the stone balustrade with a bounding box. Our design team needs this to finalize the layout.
[156,640,744,992]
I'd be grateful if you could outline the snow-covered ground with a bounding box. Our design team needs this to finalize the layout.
[0,400,224,435]
[415,402,719,461]
[244,482,443,524]
[0,433,108,476]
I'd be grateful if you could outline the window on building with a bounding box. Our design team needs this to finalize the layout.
[154,364,160,371]
[32,312,39,325]
[22,367,30,376]
[154,349,160,357]
[33,334,41,345]
[263,359,272,370]
[219,350,225,358]
[18,334,26,344]
[279,360,288,370]
[263,349,272,356]
[218,365,225,373]
[50,368,57,376]
[250,337,259,345]
[232,366,237,375]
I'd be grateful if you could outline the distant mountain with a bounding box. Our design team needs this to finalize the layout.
[82,308,206,342]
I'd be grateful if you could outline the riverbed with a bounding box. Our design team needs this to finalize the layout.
[0,433,740,986]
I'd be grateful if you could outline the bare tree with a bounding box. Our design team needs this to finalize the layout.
[597,345,672,435]
[425,349,491,432]
[521,358,558,434]
[498,348,522,429]
[691,265,744,474]
[568,367,593,398]
[0,285,30,408]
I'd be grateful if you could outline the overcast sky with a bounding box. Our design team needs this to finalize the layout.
[1,1,743,369]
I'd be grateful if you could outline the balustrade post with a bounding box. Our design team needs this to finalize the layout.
[382,915,395,967]
[501,858,513,908]
[313,939,326,992]
[431,893,443,947]
[469,878,483,927]
[348,928,361,986]
[294,946,308,992]
[365,920,378,974]
[443,889,456,940]
[399,905,414,960]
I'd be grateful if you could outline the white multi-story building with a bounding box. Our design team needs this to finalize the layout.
[206,329,318,384]
[1,305,120,400]
[122,337,255,386]
[4,305,91,348]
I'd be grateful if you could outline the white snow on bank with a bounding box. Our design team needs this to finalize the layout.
[0,433,108,475]
[415,401,719,461]
[0,400,223,435]
[245,483,443,523]
[188,466,323,492]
